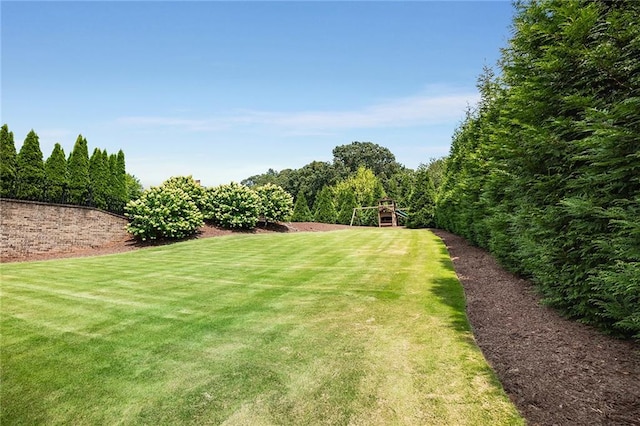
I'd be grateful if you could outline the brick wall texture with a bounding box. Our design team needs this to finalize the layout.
[1,199,129,260]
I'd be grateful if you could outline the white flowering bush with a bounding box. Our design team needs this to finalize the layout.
[161,175,207,211]
[255,183,293,223]
[206,182,260,229]
[125,185,204,241]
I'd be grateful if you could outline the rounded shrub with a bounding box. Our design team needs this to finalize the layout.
[255,183,293,223]
[161,175,207,212]
[207,182,261,229]
[125,185,204,241]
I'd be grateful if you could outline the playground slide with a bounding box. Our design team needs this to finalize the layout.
[396,209,408,218]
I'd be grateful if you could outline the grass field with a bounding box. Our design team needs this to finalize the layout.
[1,228,523,425]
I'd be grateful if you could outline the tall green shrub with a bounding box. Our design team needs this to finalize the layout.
[291,192,313,222]
[206,182,261,229]
[15,130,44,201]
[435,0,640,338]
[67,135,90,205]
[89,148,109,210]
[125,173,144,202]
[313,186,337,224]
[0,124,17,198]
[255,183,293,223]
[162,175,207,213]
[44,143,67,203]
[112,150,128,213]
[406,165,436,228]
[125,185,203,241]
[336,190,357,225]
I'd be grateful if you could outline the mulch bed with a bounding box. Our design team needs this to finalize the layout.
[431,229,640,426]
[4,224,639,425]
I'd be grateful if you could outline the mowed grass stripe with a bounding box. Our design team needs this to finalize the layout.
[0,228,523,425]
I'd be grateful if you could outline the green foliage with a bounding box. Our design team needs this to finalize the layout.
[255,183,293,223]
[105,150,128,214]
[291,192,313,222]
[125,185,204,241]
[2,127,130,212]
[336,190,357,225]
[435,0,640,338]
[286,161,338,209]
[406,165,436,229]
[15,130,44,201]
[66,135,90,205]
[207,182,261,229]
[424,157,447,195]
[241,168,281,187]
[333,167,386,226]
[332,141,400,180]
[44,144,67,203]
[0,124,17,198]
[161,175,207,214]
[383,167,415,208]
[89,148,109,210]
[124,173,144,202]
[313,186,337,224]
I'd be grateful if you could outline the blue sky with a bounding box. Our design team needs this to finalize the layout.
[2,1,515,187]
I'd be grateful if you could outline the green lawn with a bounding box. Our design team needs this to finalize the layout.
[1,228,523,425]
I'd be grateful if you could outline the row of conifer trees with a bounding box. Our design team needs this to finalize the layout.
[435,0,639,338]
[1,124,130,214]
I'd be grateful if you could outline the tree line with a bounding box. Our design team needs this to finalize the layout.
[0,125,142,214]
[242,141,439,228]
[434,0,639,338]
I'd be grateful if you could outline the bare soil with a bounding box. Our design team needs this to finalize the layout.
[5,224,639,425]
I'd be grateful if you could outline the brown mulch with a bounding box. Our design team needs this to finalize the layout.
[5,224,639,425]
[431,229,640,426]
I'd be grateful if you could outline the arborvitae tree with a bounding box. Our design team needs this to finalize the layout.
[291,192,313,222]
[113,150,128,212]
[313,186,337,224]
[0,124,17,198]
[44,143,67,203]
[435,0,640,338]
[336,190,357,225]
[67,135,90,205]
[15,130,45,201]
[106,154,118,211]
[89,148,109,209]
[406,165,436,228]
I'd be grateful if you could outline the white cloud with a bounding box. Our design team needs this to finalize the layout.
[116,89,479,135]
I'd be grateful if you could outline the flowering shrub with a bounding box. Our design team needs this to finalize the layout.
[125,185,203,241]
[206,182,260,229]
[255,183,293,223]
[161,175,207,211]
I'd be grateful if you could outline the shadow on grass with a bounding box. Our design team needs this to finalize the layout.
[428,242,478,347]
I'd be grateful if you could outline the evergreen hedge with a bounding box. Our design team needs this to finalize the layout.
[2,125,131,214]
[435,0,640,338]
[15,130,44,201]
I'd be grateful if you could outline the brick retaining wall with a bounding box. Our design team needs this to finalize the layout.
[0,199,129,261]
